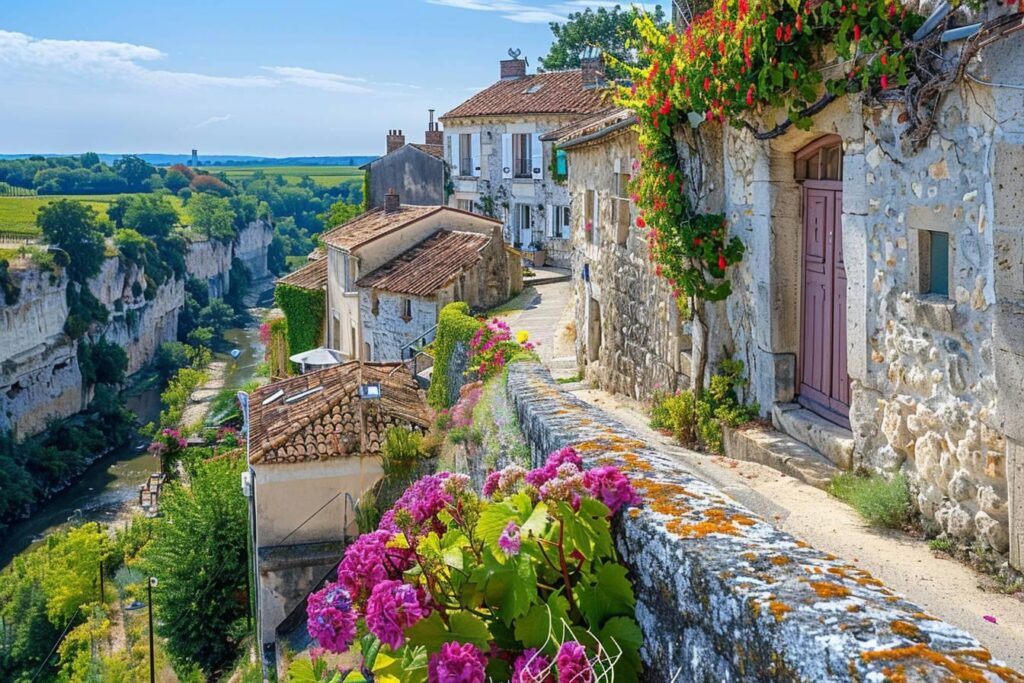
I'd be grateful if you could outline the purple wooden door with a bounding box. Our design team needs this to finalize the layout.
[799,181,849,426]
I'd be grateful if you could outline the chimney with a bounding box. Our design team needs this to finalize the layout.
[386,129,406,154]
[500,57,527,80]
[581,55,606,90]
[384,188,400,214]
[425,110,443,147]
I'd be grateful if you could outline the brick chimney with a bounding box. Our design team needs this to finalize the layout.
[581,56,606,90]
[500,57,527,80]
[384,188,400,214]
[425,110,443,147]
[386,129,405,154]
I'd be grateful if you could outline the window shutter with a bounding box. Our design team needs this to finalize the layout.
[561,206,571,240]
[546,204,554,238]
[470,133,481,176]
[501,134,513,179]
[531,133,543,180]
[450,135,461,176]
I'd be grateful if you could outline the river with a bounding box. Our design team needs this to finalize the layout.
[0,298,269,569]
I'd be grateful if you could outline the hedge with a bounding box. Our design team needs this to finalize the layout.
[274,283,325,365]
[426,302,483,409]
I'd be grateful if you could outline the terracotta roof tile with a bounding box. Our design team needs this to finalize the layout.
[321,205,440,251]
[356,230,490,296]
[409,143,445,159]
[247,362,430,465]
[276,258,327,291]
[441,70,607,120]
[541,107,634,142]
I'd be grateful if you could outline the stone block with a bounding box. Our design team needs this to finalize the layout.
[842,153,869,215]
[1009,439,1023,570]
[993,226,1024,300]
[993,141,1024,227]
[772,403,855,470]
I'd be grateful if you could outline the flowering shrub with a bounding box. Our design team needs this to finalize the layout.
[147,428,187,474]
[303,448,644,682]
[469,318,535,382]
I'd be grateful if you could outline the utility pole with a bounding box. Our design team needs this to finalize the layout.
[148,577,157,683]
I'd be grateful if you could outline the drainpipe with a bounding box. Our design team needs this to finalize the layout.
[238,391,261,664]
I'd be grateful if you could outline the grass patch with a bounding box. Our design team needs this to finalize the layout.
[828,471,912,528]
[555,372,584,384]
[0,193,184,234]
[484,286,537,317]
[928,538,953,552]
[199,165,363,188]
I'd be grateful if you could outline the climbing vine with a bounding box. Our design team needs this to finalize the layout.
[426,302,484,409]
[274,283,325,364]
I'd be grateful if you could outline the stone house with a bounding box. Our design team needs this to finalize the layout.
[242,361,431,650]
[361,111,447,209]
[314,190,517,361]
[439,55,608,267]
[559,36,1024,564]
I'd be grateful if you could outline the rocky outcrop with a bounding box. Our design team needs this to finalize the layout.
[185,237,232,298]
[507,362,1021,682]
[235,219,274,281]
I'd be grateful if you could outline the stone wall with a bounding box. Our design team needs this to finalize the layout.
[506,361,1021,682]
[235,220,274,282]
[185,237,232,298]
[567,128,691,401]
[367,145,446,208]
[360,291,441,362]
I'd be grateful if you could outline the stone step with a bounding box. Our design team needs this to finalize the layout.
[722,425,840,490]
[771,403,855,470]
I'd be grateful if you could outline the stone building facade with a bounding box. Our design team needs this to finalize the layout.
[439,56,608,267]
[559,40,1024,562]
[362,112,447,209]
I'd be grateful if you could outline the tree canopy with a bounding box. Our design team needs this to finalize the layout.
[36,199,107,281]
[539,4,667,77]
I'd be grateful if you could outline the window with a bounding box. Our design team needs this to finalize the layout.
[371,291,380,316]
[584,189,599,246]
[514,203,532,247]
[401,298,413,321]
[549,205,570,239]
[459,133,473,176]
[922,230,950,296]
[512,133,531,178]
[612,160,631,245]
[795,137,843,181]
[456,199,474,213]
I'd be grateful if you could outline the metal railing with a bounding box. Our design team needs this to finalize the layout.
[400,324,438,360]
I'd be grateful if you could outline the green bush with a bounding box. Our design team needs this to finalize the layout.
[828,471,912,528]
[427,302,483,409]
[274,282,325,363]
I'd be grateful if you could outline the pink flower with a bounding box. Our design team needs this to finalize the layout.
[583,466,642,515]
[336,530,412,605]
[555,642,593,683]
[306,581,357,654]
[365,580,430,650]
[498,521,522,557]
[483,471,502,497]
[428,642,487,683]
[390,472,456,528]
[525,447,583,488]
[513,649,553,683]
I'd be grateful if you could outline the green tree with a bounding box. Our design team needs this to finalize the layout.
[164,169,191,193]
[198,298,236,339]
[317,198,360,230]
[539,4,667,77]
[36,199,106,281]
[107,196,133,229]
[123,195,179,239]
[113,155,157,191]
[142,454,248,675]
[79,152,101,168]
[189,192,236,241]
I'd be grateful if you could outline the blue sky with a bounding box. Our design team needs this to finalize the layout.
[0,1,648,157]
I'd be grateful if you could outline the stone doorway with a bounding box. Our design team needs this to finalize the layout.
[587,297,602,363]
[796,136,850,428]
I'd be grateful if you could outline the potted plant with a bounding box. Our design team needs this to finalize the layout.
[529,240,546,267]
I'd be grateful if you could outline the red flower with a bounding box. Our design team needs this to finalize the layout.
[795,13,803,31]
[668,33,677,44]
[881,75,889,89]
[693,237,702,247]
[718,254,727,270]
[703,76,711,91]
[881,54,888,66]
[853,24,861,41]
[776,25,783,41]
[636,216,646,228]
[746,85,755,106]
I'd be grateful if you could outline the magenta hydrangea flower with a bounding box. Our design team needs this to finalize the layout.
[526,447,583,488]
[498,521,521,557]
[390,472,455,528]
[336,529,411,605]
[365,580,430,650]
[583,466,642,515]
[555,642,593,683]
[427,642,487,683]
[512,648,553,683]
[483,470,502,497]
[305,581,357,654]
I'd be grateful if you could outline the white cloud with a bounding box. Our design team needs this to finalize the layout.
[191,114,234,129]
[425,0,662,22]
[262,66,375,93]
[0,29,273,88]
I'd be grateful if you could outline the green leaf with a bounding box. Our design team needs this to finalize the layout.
[514,592,571,652]
[404,611,492,653]
[475,500,521,560]
[576,562,636,629]
[598,616,644,681]
[481,552,539,625]
[372,645,428,683]
[520,501,551,539]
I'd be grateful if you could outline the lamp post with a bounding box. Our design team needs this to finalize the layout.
[147,577,157,683]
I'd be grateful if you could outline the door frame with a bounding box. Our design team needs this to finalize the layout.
[797,177,850,429]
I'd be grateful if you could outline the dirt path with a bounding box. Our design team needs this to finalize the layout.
[568,386,1024,671]
[179,360,227,428]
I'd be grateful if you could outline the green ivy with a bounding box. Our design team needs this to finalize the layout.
[274,282,325,364]
[426,301,483,409]
[361,166,372,213]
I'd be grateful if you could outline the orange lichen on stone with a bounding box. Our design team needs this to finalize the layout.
[573,436,646,454]
[667,507,754,538]
[890,620,923,640]
[769,555,792,566]
[910,612,938,621]
[768,600,791,622]
[795,540,810,548]
[809,581,852,599]
[859,644,1017,683]
[856,576,885,587]
[742,552,758,562]
[847,605,862,613]
[628,508,641,518]
[621,452,652,471]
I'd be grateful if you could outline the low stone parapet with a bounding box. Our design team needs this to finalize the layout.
[505,361,1023,682]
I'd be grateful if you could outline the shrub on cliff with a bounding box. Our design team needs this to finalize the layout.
[37,199,106,281]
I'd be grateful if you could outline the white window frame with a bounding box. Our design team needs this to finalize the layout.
[512,133,531,179]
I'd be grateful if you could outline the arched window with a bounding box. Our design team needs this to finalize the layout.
[795,135,843,181]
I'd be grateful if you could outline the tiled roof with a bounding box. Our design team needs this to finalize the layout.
[441,70,607,120]
[410,143,445,159]
[321,205,439,251]
[356,230,491,296]
[247,361,431,465]
[276,258,327,291]
[540,107,634,143]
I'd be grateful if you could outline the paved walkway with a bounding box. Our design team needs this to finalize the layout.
[567,386,1024,671]
[497,280,577,376]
